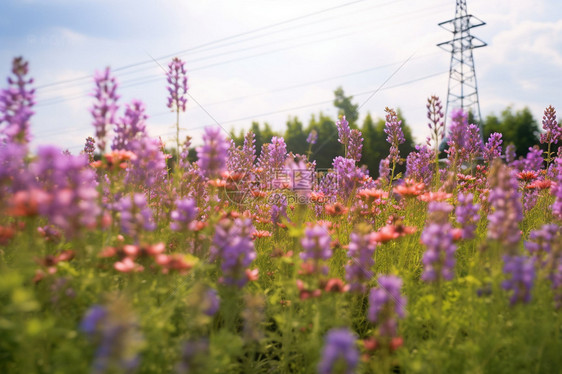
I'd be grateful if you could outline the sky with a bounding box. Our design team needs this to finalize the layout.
[0,0,560,153]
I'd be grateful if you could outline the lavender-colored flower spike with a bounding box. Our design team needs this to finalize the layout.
[384,107,405,165]
[0,57,35,145]
[270,136,287,170]
[318,328,359,374]
[406,144,434,186]
[91,67,119,153]
[170,197,198,231]
[301,224,332,262]
[112,100,148,151]
[505,144,516,165]
[483,132,503,163]
[117,193,156,241]
[197,127,228,179]
[345,229,377,292]
[421,222,457,282]
[525,224,560,258]
[456,193,480,240]
[348,129,363,163]
[166,57,188,112]
[306,129,318,145]
[446,108,468,165]
[464,124,483,163]
[368,275,407,337]
[502,255,535,305]
[552,157,562,220]
[210,218,256,288]
[487,160,523,252]
[336,115,351,146]
[540,105,559,145]
[83,136,96,162]
[427,95,444,152]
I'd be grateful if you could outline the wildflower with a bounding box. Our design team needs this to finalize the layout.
[111,100,148,151]
[210,218,256,288]
[406,144,435,186]
[418,190,452,203]
[552,158,562,220]
[384,107,405,165]
[336,115,351,146]
[393,179,425,197]
[306,129,318,145]
[421,202,457,282]
[126,136,167,189]
[455,193,480,239]
[333,156,365,201]
[318,328,359,374]
[0,57,35,145]
[325,202,349,216]
[540,105,559,146]
[116,193,156,241]
[90,67,119,153]
[83,136,96,162]
[483,132,503,162]
[345,228,377,292]
[197,127,228,179]
[348,129,363,162]
[426,95,445,152]
[80,299,143,373]
[446,108,468,165]
[114,257,144,273]
[166,57,188,112]
[252,230,272,239]
[300,224,332,263]
[525,224,560,259]
[487,160,523,253]
[170,198,198,231]
[368,275,407,337]
[371,224,416,244]
[502,255,535,305]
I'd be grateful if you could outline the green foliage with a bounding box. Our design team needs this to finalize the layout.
[482,107,540,156]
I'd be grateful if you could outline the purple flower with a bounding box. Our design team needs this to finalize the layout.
[306,129,318,145]
[125,136,168,189]
[83,136,96,162]
[32,146,100,238]
[368,275,407,337]
[483,132,503,163]
[525,224,560,258]
[345,230,377,292]
[300,224,332,262]
[487,161,523,252]
[336,115,351,146]
[502,255,535,305]
[505,144,517,165]
[203,288,220,316]
[421,222,456,282]
[90,67,119,153]
[333,156,364,201]
[176,339,209,374]
[406,144,435,186]
[112,100,148,151]
[170,198,198,231]
[270,136,287,170]
[197,127,228,179]
[551,157,562,220]
[384,108,405,165]
[378,157,390,183]
[348,129,363,163]
[540,105,560,145]
[166,57,188,112]
[0,142,31,193]
[0,57,35,145]
[318,328,359,374]
[463,124,483,162]
[426,95,444,152]
[446,108,469,165]
[117,193,156,240]
[210,218,256,288]
[455,193,480,240]
[511,146,543,171]
[80,301,142,374]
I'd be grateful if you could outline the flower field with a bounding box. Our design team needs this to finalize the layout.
[1,56,562,374]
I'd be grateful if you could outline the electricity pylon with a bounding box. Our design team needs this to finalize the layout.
[438,0,486,132]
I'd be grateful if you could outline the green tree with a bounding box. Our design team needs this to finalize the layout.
[284,116,308,156]
[482,107,540,157]
[307,113,342,169]
[333,87,359,127]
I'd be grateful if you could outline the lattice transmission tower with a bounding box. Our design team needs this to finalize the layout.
[437,0,486,131]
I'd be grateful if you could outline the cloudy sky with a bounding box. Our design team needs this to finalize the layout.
[0,0,560,153]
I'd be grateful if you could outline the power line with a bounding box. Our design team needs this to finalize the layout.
[34,0,377,90]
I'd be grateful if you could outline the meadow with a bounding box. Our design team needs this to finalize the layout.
[1,56,562,374]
